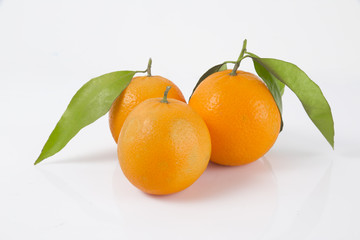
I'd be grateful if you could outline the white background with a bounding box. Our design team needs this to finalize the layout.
[1,0,360,239]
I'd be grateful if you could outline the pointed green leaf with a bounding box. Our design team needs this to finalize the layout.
[35,71,136,164]
[249,57,334,148]
[189,63,227,101]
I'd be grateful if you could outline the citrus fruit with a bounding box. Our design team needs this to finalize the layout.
[118,87,211,195]
[189,69,281,166]
[109,75,185,143]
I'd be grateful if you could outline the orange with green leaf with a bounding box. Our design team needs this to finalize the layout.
[189,40,334,166]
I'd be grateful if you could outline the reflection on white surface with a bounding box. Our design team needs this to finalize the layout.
[38,164,120,223]
[278,161,332,240]
[264,157,333,240]
[113,159,278,239]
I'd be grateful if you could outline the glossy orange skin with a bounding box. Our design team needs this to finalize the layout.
[118,98,211,195]
[109,76,185,143]
[189,70,281,166]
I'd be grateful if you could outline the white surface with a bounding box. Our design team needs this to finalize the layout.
[1,0,360,239]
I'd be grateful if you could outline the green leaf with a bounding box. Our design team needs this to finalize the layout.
[35,71,136,165]
[249,57,334,148]
[189,63,227,101]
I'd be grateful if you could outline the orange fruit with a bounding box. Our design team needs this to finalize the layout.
[189,69,281,166]
[109,76,185,143]
[118,87,211,195]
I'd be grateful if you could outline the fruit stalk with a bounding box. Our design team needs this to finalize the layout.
[230,39,247,76]
[160,86,172,104]
[146,58,152,77]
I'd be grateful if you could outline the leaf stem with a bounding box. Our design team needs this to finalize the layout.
[230,39,247,76]
[134,58,153,75]
[160,86,172,104]
[244,51,258,57]
[223,61,237,64]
